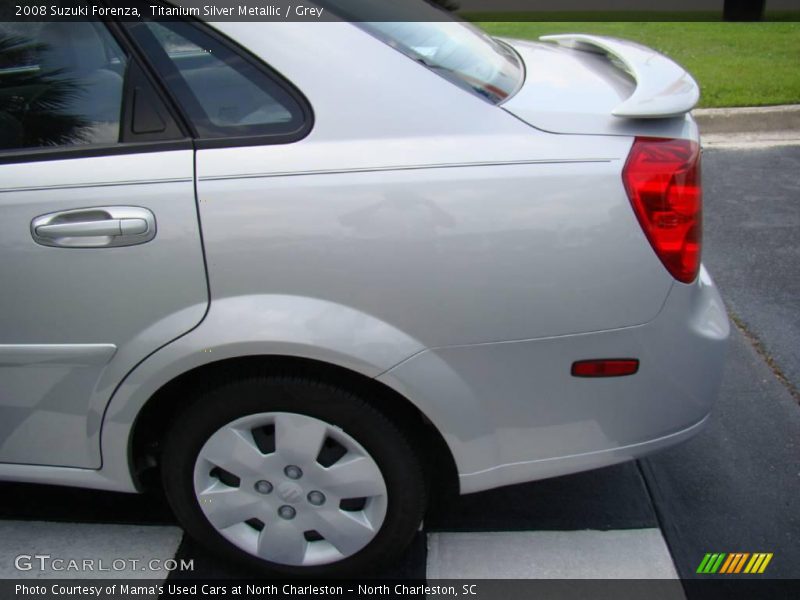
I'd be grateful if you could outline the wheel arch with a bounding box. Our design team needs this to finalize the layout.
[128,355,459,503]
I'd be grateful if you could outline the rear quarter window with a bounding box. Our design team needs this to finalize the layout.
[127,19,310,142]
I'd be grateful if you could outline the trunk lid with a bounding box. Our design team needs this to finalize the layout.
[501,35,700,139]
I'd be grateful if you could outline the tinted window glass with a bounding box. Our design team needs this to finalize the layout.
[132,21,306,139]
[0,19,126,151]
[319,0,523,103]
[361,21,523,104]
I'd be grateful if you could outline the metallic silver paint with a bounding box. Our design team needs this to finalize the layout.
[501,38,701,139]
[379,267,729,493]
[538,35,700,118]
[0,151,208,467]
[0,21,728,500]
[0,344,116,366]
[196,161,673,347]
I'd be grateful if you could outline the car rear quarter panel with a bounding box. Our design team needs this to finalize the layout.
[196,160,672,346]
[195,21,674,348]
[97,22,681,492]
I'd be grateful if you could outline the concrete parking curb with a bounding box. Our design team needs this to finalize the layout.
[693,104,800,135]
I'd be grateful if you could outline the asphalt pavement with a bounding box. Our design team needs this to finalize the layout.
[701,146,800,394]
[639,145,800,591]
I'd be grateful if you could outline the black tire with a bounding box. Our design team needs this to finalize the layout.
[160,375,427,577]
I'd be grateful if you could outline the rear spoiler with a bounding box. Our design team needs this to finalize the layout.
[539,34,699,119]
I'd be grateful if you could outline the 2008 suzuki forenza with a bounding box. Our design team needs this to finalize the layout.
[0,0,728,575]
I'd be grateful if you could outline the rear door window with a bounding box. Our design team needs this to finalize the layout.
[0,20,127,151]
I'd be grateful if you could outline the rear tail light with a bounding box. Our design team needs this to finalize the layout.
[622,137,702,283]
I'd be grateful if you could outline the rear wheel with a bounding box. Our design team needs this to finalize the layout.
[160,376,426,576]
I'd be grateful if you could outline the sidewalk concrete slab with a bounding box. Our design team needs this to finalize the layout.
[427,529,680,579]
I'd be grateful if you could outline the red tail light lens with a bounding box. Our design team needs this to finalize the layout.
[622,137,702,283]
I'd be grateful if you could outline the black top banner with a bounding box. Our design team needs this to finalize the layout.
[1,0,797,22]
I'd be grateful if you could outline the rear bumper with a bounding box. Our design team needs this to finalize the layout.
[378,265,729,494]
[459,414,710,493]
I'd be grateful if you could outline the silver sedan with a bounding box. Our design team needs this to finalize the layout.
[0,1,728,575]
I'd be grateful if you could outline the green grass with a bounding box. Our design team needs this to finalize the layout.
[466,11,800,22]
[475,21,800,108]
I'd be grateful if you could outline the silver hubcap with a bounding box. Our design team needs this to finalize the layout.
[193,412,388,567]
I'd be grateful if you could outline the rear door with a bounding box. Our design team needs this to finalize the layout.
[0,18,208,468]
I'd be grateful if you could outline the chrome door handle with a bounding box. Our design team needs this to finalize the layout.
[35,218,148,238]
[31,207,156,248]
